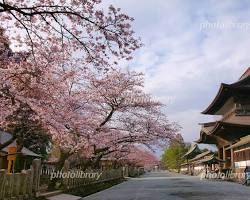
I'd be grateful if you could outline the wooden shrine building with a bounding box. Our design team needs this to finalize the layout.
[196,67,250,176]
[181,144,223,175]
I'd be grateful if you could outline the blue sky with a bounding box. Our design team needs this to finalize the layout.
[103,0,250,144]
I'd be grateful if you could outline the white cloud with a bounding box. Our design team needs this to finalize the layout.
[103,0,250,143]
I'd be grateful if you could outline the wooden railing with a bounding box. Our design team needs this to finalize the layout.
[0,169,33,200]
[0,158,145,200]
[0,159,41,200]
[63,168,123,190]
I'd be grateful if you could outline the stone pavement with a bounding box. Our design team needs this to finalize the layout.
[47,194,82,200]
[81,171,250,200]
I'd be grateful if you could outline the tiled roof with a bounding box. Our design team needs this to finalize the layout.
[189,150,211,162]
[0,132,42,157]
[0,129,12,144]
[239,67,250,80]
[194,155,225,164]
[183,144,198,157]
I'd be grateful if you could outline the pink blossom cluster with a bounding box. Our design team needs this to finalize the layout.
[0,1,180,164]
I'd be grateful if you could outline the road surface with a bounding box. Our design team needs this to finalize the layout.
[82,171,250,200]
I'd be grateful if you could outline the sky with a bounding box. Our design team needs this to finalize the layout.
[102,0,250,146]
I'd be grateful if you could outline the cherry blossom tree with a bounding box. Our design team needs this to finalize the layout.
[100,145,159,169]
[0,0,142,158]
[0,1,180,189]
[0,44,179,168]
[0,27,89,152]
[34,68,180,170]
[0,0,141,67]
[79,69,180,168]
[125,147,159,168]
[0,25,179,176]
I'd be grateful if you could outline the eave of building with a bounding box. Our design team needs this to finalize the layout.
[226,135,250,150]
[1,139,42,157]
[0,129,12,144]
[189,150,211,162]
[211,121,250,141]
[194,155,225,165]
[196,120,250,145]
[239,67,250,80]
[0,150,7,155]
[196,121,222,144]
[180,162,189,166]
[182,144,199,158]
[201,76,250,115]
[196,130,220,144]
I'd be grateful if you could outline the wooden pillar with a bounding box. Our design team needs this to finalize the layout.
[32,159,41,194]
[63,159,70,189]
[0,169,7,199]
[217,145,221,159]
[122,165,129,177]
[208,163,211,172]
[223,146,226,169]
[217,146,223,171]
[230,147,234,169]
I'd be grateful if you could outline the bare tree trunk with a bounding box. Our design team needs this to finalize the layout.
[91,154,104,169]
[14,133,24,172]
[48,150,71,190]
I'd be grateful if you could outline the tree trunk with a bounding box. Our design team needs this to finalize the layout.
[91,155,103,169]
[80,159,92,171]
[14,134,24,172]
[48,150,71,190]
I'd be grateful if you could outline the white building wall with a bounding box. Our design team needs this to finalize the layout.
[235,160,250,168]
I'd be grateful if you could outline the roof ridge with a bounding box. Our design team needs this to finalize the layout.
[239,67,250,80]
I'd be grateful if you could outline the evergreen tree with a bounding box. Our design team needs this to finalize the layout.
[161,135,189,172]
[6,103,51,156]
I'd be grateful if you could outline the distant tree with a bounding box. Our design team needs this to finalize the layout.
[161,136,189,172]
[168,133,185,147]
[6,103,52,156]
[4,103,51,172]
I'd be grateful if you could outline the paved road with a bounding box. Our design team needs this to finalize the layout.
[82,171,250,200]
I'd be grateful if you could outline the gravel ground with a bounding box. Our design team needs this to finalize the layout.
[82,171,250,200]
